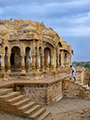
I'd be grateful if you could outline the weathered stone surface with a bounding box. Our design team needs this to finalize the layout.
[62,70,90,100]
[0,19,73,80]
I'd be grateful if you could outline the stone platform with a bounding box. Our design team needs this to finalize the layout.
[0,73,69,105]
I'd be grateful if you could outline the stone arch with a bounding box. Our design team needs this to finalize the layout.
[5,46,8,53]
[43,42,54,56]
[55,41,62,49]
[44,41,54,50]
[39,47,42,69]
[72,50,74,55]
[58,42,62,47]
[10,46,21,72]
[11,45,21,52]
[62,50,69,67]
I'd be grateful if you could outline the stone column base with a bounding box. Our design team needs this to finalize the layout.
[21,69,26,73]
[7,69,11,73]
[36,69,39,72]
[31,70,36,73]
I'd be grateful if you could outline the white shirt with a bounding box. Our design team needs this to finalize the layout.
[71,66,76,73]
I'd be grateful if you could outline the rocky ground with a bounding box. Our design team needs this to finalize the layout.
[0,98,90,120]
[44,98,90,120]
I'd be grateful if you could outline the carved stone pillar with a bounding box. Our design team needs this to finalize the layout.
[40,55,42,70]
[31,39,35,73]
[1,55,6,80]
[41,54,44,71]
[50,54,52,69]
[44,54,46,69]
[46,54,48,69]
[69,53,72,66]
[54,49,56,68]
[56,47,60,70]
[36,41,39,72]
[57,53,59,69]
[26,56,29,72]
[7,53,11,73]
[61,50,64,67]
[36,54,39,72]
[32,55,35,72]
[21,54,26,73]
[67,53,69,66]
[1,55,5,73]
[52,55,55,71]
[46,51,49,70]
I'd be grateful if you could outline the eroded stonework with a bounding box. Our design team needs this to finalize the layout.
[0,19,73,79]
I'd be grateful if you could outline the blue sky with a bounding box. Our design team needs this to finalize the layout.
[0,0,90,62]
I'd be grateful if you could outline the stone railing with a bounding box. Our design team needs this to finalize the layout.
[63,78,90,100]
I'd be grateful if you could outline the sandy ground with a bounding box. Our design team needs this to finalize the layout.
[44,98,90,120]
[0,98,90,120]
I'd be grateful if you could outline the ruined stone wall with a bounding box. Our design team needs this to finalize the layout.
[74,67,85,83]
[14,84,47,105]
[47,81,62,105]
[14,81,62,105]
[62,79,90,99]
[60,66,85,84]
[83,69,90,85]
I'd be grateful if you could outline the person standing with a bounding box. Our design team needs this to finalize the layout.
[69,65,76,81]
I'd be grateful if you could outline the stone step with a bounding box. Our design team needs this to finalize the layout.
[6,95,26,104]
[79,83,83,86]
[0,92,21,100]
[37,111,51,120]
[86,87,90,90]
[18,101,36,112]
[24,105,41,116]
[0,89,51,120]
[75,81,80,84]
[30,108,46,120]
[65,78,70,81]
[12,98,31,108]
[0,89,12,96]
[82,85,87,89]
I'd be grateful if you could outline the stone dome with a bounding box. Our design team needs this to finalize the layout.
[23,25,37,33]
[43,28,56,38]
[0,25,9,36]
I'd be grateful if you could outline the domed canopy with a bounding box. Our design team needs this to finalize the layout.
[0,25,9,36]
[43,28,56,38]
[23,25,37,33]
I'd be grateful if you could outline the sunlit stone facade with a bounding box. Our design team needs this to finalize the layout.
[0,19,73,78]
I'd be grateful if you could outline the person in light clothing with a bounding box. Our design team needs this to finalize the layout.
[70,65,76,81]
